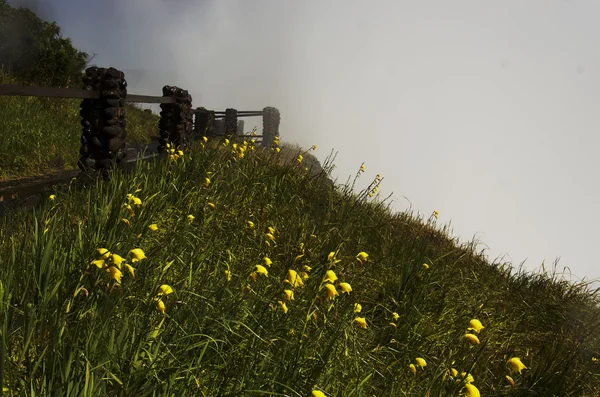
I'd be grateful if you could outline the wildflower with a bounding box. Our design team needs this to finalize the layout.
[224,139,230,146]
[121,218,131,227]
[156,299,166,314]
[203,178,211,188]
[409,363,417,374]
[464,333,481,345]
[392,312,400,320]
[339,282,352,293]
[303,265,312,272]
[593,357,598,362]
[111,253,125,268]
[97,248,111,260]
[300,271,309,280]
[268,226,276,234]
[285,269,304,289]
[91,259,105,269]
[505,375,515,388]
[275,147,281,153]
[360,163,365,173]
[449,368,459,377]
[129,248,146,262]
[324,283,338,300]
[354,317,368,329]
[460,372,475,384]
[49,194,56,201]
[327,251,336,261]
[354,303,362,313]
[311,145,317,150]
[279,300,288,314]
[422,263,429,269]
[125,204,135,217]
[224,269,232,281]
[415,357,427,367]
[255,264,268,277]
[323,270,338,283]
[124,264,135,278]
[433,210,439,219]
[297,154,303,164]
[187,214,195,222]
[249,272,257,282]
[247,220,255,228]
[284,289,294,300]
[463,384,480,397]
[356,251,369,264]
[107,266,122,283]
[507,357,527,374]
[312,391,326,397]
[157,284,174,295]
[127,195,142,206]
[148,223,158,231]
[265,233,276,241]
[389,322,397,328]
[202,136,208,143]
[468,319,485,333]
[207,202,216,209]
[263,257,273,267]
[177,150,184,156]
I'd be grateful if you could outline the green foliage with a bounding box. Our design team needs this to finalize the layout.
[0,69,158,180]
[0,140,598,396]
[0,0,88,87]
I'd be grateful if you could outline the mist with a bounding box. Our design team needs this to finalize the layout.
[10,0,600,283]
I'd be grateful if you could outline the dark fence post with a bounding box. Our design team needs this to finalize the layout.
[78,66,127,180]
[194,107,211,137]
[158,86,193,151]
[262,106,280,148]
[224,108,238,140]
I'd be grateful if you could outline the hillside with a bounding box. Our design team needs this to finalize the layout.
[0,138,598,396]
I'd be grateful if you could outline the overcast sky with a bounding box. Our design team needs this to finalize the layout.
[12,0,600,284]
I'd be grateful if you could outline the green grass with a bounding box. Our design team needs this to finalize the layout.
[0,69,159,180]
[0,137,598,396]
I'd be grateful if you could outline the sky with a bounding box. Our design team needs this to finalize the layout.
[10,0,600,284]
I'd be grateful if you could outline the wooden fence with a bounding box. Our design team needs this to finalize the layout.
[0,66,281,182]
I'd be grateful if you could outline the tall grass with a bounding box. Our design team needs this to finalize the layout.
[0,70,158,180]
[0,137,598,396]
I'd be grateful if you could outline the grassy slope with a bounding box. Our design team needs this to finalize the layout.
[0,139,598,396]
[0,70,159,180]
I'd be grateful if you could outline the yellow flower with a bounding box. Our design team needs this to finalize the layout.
[284,289,294,300]
[97,248,111,260]
[107,266,122,283]
[148,223,158,231]
[111,253,125,268]
[360,163,365,173]
[507,357,527,374]
[433,210,439,219]
[389,322,397,328]
[311,145,317,150]
[422,263,429,269]
[464,333,481,345]
[129,248,146,262]
[409,363,417,374]
[91,259,105,269]
[177,150,184,156]
[127,194,142,206]
[275,147,281,153]
[285,269,304,289]
[157,284,174,295]
[224,269,232,281]
[247,220,255,228]
[339,282,352,294]
[392,312,400,320]
[460,372,475,384]
[463,384,480,397]
[125,204,135,217]
[121,218,131,227]
[468,319,485,333]
[354,317,368,329]
[327,251,336,261]
[202,136,208,143]
[279,300,288,314]
[187,214,195,222]
[323,270,338,283]
[505,375,515,388]
[49,194,56,201]
[265,233,276,241]
[156,299,166,314]
[224,139,230,146]
[324,283,338,300]
[297,154,303,164]
[415,357,427,367]
[207,202,216,209]
[354,303,362,313]
[356,251,369,264]
[124,264,135,278]
[263,257,272,267]
[268,226,276,234]
[203,178,211,188]
[312,391,326,397]
[449,368,459,377]
[255,264,268,277]
[303,265,312,272]
[300,271,309,280]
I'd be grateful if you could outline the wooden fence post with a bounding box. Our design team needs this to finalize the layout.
[262,106,280,148]
[194,107,212,137]
[158,86,193,151]
[78,66,127,180]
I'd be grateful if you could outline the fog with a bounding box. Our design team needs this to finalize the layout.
[11,0,600,283]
